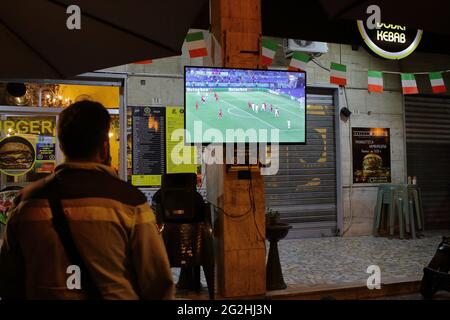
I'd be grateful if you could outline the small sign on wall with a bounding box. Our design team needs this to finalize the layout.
[352,127,391,184]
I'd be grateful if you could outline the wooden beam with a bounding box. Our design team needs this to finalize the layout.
[208,0,266,298]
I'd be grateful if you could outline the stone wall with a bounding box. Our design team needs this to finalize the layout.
[270,41,406,236]
[102,36,450,237]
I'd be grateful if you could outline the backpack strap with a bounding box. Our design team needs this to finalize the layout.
[46,178,102,299]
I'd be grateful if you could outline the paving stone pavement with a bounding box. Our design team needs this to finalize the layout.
[277,231,448,286]
[172,230,449,288]
[2,227,446,290]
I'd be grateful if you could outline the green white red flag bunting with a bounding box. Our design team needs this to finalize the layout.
[186,31,208,58]
[133,60,152,64]
[429,72,447,94]
[184,32,450,96]
[260,39,278,66]
[368,70,384,93]
[401,73,419,95]
[330,62,347,86]
[288,52,311,71]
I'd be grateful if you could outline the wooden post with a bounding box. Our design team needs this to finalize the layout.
[208,0,266,298]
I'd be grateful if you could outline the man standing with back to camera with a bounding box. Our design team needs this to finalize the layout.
[0,100,174,299]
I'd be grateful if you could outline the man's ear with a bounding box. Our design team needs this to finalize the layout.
[102,140,111,166]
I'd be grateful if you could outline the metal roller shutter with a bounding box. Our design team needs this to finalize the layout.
[264,88,337,239]
[405,96,450,229]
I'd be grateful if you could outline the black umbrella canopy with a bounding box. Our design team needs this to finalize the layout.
[319,0,450,36]
[0,0,208,79]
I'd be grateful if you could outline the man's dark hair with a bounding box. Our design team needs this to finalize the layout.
[58,100,110,160]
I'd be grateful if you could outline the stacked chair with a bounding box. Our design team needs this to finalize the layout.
[152,173,215,299]
[373,184,425,239]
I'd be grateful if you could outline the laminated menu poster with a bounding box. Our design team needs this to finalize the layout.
[166,106,197,174]
[352,127,391,184]
[35,135,56,173]
[131,106,166,187]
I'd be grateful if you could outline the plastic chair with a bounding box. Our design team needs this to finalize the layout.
[152,173,215,299]
[408,185,424,231]
[374,184,399,236]
[374,184,424,239]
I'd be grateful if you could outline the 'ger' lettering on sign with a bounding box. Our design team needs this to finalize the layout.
[0,120,53,135]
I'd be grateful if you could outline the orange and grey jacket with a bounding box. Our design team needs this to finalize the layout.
[0,162,174,300]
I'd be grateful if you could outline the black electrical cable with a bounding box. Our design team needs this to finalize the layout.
[249,169,265,242]
[311,59,330,72]
[198,159,264,241]
[202,167,254,219]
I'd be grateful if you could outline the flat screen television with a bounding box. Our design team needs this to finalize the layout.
[184,66,306,144]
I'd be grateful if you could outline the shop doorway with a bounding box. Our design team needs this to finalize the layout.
[405,95,450,230]
[264,87,340,239]
[0,75,126,191]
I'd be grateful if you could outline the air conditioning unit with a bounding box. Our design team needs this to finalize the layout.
[283,39,328,58]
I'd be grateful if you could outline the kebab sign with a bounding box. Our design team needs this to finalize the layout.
[357,5,423,60]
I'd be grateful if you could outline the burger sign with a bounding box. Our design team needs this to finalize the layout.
[352,128,391,184]
[0,136,36,176]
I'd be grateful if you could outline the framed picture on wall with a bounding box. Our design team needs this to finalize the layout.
[352,127,391,184]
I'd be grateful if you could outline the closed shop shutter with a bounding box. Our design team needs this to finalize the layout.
[405,96,450,229]
[264,88,337,239]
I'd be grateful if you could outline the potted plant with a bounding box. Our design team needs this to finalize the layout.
[266,208,281,225]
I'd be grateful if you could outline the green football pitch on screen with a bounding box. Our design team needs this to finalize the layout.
[185,90,306,144]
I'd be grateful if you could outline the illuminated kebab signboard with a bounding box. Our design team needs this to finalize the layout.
[357,20,423,60]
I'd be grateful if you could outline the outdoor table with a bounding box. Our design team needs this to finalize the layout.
[266,223,292,290]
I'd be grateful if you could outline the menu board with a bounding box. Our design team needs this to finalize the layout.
[352,127,391,184]
[35,135,56,173]
[131,106,166,186]
[166,106,197,174]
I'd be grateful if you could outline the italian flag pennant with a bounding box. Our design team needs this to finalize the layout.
[330,62,347,86]
[133,60,152,64]
[401,73,419,95]
[288,52,310,71]
[368,70,384,93]
[186,31,208,58]
[260,39,278,66]
[429,72,446,93]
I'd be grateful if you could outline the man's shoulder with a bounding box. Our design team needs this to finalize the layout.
[99,173,148,206]
[17,170,148,207]
[17,174,53,203]
[60,169,148,207]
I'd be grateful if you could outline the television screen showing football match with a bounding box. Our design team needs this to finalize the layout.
[184,66,306,144]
